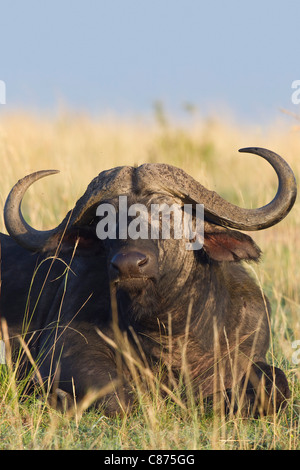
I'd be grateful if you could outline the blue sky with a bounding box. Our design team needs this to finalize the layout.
[1,0,300,123]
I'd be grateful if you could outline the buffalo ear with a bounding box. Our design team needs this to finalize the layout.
[203,226,261,262]
[46,226,104,256]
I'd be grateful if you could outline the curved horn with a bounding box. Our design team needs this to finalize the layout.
[144,147,297,231]
[203,147,297,230]
[4,170,65,252]
[3,166,135,252]
[227,147,297,230]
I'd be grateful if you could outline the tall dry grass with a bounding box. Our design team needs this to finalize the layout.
[0,108,299,449]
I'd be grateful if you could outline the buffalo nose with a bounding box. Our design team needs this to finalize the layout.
[110,251,150,278]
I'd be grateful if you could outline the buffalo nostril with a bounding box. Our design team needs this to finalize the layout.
[137,256,148,267]
[110,251,149,277]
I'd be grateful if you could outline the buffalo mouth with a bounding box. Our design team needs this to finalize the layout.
[111,277,157,303]
[110,273,157,288]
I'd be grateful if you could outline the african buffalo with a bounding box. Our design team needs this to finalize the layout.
[0,147,297,415]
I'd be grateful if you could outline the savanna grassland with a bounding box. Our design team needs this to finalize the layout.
[0,108,299,449]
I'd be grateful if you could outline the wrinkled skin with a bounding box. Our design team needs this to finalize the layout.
[0,186,290,416]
